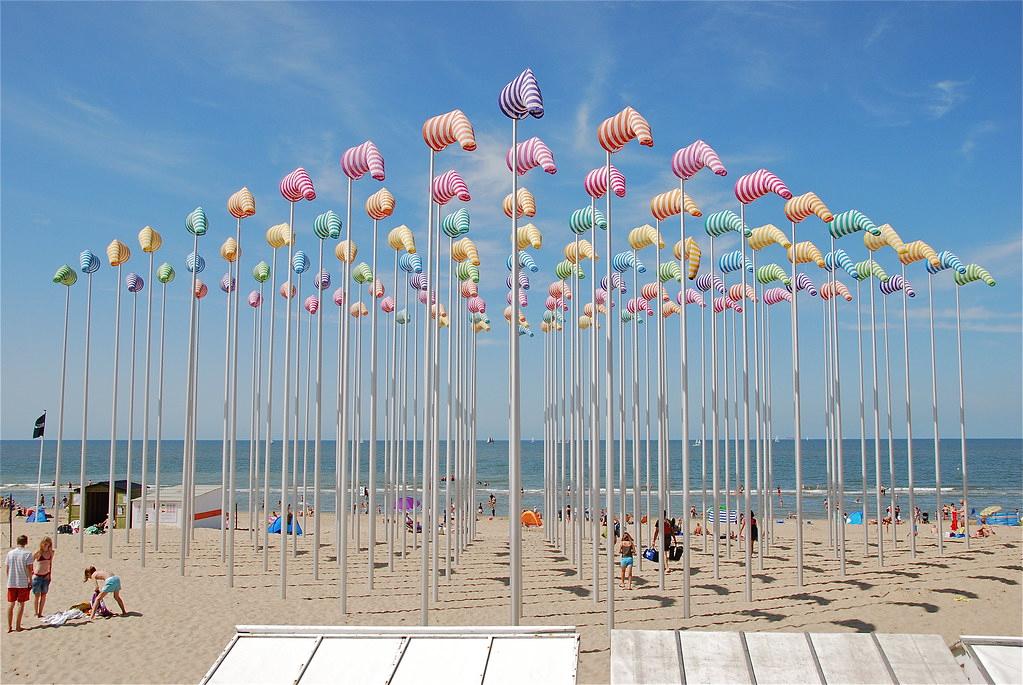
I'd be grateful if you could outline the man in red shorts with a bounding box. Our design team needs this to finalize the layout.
[6,534,33,632]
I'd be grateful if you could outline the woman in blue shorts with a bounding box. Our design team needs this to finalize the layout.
[617,532,636,590]
[84,566,127,619]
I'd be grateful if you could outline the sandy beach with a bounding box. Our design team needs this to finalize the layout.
[2,515,1020,684]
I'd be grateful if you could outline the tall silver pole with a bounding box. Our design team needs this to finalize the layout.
[154,278,168,551]
[868,252,885,566]
[900,263,916,558]
[368,218,381,587]
[339,177,354,613]
[927,275,943,554]
[589,197,600,603]
[54,287,72,545]
[739,207,751,601]
[509,118,523,625]
[710,237,720,579]
[955,286,970,544]
[107,263,123,559]
[420,153,435,626]
[676,183,691,612]
[279,202,296,598]
[313,239,325,578]
[262,246,279,573]
[789,221,804,587]
[181,232,199,574]
[139,250,155,561]
[603,150,615,630]
[125,284,139,545]
[219,261,234,562]
[856,280,868,555]
[78,269,95,553]
[227,222,242,585]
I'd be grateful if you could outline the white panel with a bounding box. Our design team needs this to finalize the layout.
[610,630,680,685]
[391,637,490,685]
[744,632,821,685]
[484,635,578,685]
[299,637,405,685]
[972,644,1023,684]
[677,631,752,685]
[810,633,893,685]
[876,634,967,684]
[207,636,317,685]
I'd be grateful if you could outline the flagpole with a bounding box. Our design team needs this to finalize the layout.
[34,412,46,522]
[710,237,721,579]
[220,265,234,563]
[420,152,435,626]
[338,177,354,614]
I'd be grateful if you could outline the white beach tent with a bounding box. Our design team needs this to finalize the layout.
[611,630,972,684]
[131,485,222,529]
[202,625,579,685]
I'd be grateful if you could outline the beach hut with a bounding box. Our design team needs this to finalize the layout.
[68,480,142,529]
[130,485,222,530]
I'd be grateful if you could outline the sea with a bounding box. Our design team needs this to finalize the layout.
[1,438,1020,519]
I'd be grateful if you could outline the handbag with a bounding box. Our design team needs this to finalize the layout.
[643,548,658,562]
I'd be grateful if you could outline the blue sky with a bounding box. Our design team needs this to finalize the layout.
[2,2,1020,440]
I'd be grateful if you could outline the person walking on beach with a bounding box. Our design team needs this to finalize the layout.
[84,566,127,619]
[6,535,33,632]
[617,531,636,590]
[32,536,54,618]
[749,511,759,555]
[488,494,496,519]
[651,511,675,573]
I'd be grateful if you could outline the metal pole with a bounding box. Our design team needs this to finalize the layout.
[139,251,155,560]
[789,221,803,587]
[78,271,94,553]
[927,275,943,554]
[107,263,123,559]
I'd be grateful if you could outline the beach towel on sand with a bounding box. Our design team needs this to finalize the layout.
[43,609,84,626]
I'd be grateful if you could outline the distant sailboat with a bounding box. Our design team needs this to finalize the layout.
[487,437,495,444]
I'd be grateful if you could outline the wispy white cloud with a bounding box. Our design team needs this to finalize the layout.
[854,79,971,126]
[572,56,614,156]
[927,80,969,118]
[4,91,205,197]
[864,14,894,49]
[960,121,998,158]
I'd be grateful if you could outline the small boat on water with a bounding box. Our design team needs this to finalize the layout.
[487,437,495,444]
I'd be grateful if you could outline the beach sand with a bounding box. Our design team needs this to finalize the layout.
[2,514,1020,684]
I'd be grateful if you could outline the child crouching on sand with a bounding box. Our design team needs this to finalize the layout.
[84,566,126,619]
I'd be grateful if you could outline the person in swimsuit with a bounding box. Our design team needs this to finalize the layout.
[32,537,54,618]
[651,511,675,573]
[617,532,636,590]
[84,566,127,619]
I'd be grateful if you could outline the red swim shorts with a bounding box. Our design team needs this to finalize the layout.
[7,587,30,603]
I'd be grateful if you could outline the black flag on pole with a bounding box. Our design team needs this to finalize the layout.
[33,413,45,439]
